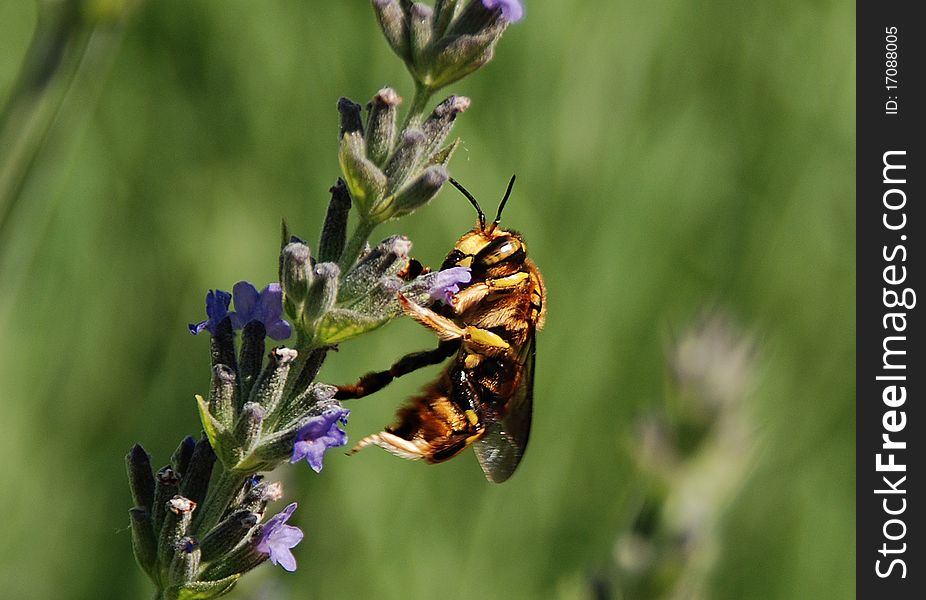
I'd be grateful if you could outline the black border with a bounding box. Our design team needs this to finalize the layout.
[857,2,923,596]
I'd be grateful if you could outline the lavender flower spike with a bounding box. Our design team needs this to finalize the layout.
[290,406,350,473]
[188,289,232,335]
[256,503,304,572]
[429,267,472,305]
[483,0,525,23]
[229,281,292,340]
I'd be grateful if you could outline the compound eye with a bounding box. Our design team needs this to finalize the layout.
[474,236,524,268]
[440,249,468,270]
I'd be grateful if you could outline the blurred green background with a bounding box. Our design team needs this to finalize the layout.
[0,0,854,598]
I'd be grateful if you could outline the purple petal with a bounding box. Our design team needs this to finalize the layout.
[189,320,208,335]
[270,524,304,547]
[290,407,350,472]
[266,319,292,341]
[271,544,298,572]
[256,503,304,572]
[206,290,232,321]
[293,440,328,473]
[258,283,285,321]
[429,267,472,305]
[277,502,298,524]
[258,504,299,547]
[231,281,260,328]
[190,289,231,335]
[483,0,524,22]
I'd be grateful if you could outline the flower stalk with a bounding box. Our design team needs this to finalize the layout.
[125,1,525,597]
[601,313,762,600]
[402,81,435,131]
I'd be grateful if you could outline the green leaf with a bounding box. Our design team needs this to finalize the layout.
[194,396,239,468]
[315,308,394,344]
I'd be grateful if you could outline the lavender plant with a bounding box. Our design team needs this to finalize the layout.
[125,2,524,598]
[604,313,761,600]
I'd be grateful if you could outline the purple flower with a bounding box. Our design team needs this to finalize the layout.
[483,0,524,22]
[290,406,350,473]
[229,281,292,340]
[188,289,232,335]
[429,267,472,305]
[256,503,304,572]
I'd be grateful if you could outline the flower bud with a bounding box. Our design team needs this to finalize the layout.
[209,364,238,429]
[210,317,237,374]
[129,507,158,580]
[158,496,197,575]
[318,181,351,262]
[409,3,435,68]
[201,510,260,562]
[421,95,470,162]
[200,537,267,581]
[195,394,239,469]
[234,402,266,456]
[428,26,502,89]
[281,241,313,325]
[168,537,200,586]
[126,443,155,511]
[453,0,509,34]
[152,466,181,533]
[383,129,426,195]
[277,382,338,431]
[350,276,404,320]
[339,235,412,300]
[248,346,299,419]
[230,474,264,509]
[387,165,449,219]
[178,437,216,507]
[337,97,364,139]
[365,88,402,166]
[238,480,284,515]
[169,436,196,478]
[339,134,386,215]
[375,0,517,92]
[304,262,340,324]
[433,0,462,37]
[372,0,411,63]
[238,320,266,399]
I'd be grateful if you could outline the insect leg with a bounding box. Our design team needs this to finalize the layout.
[399,295,512,355]
[334,340,460,399]
[399,294,467,339]
[452,272,530,313]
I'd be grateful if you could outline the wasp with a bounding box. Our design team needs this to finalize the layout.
[335,175,545,482]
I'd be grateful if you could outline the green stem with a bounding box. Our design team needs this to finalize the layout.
[400,81,434,131]
[192,469,249,537]
[337,217,376,273]
[0,1,88,228]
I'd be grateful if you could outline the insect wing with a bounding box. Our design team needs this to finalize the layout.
[474,335,535,483]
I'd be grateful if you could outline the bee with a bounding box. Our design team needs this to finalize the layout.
[335,175,545,482]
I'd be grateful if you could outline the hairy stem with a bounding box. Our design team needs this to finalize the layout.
[337,217,376,273]
[400,81,434,131]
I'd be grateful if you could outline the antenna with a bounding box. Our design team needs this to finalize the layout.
[449,178,486,230]
[491,174,517,231]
